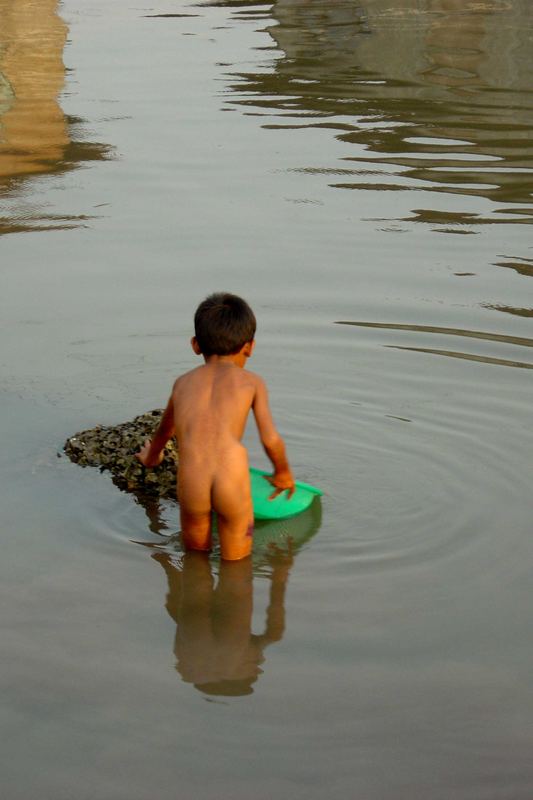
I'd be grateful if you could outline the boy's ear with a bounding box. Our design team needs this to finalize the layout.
[191,336,202,355]
[242,340,255,358]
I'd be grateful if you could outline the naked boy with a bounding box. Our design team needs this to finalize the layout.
[136,292,295,560]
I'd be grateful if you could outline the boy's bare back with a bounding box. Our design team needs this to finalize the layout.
[136,293,294,560]
[173,362,258,459]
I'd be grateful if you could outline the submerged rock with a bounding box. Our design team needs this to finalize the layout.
[64,409,178,499]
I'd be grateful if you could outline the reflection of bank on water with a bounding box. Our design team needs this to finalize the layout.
[0,0,110,234]
[202,0,533,229]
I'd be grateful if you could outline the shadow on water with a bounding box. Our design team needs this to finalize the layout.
[335,320,533,369]
[494,254,533,278]
[0,0,111,235]
[198,0,533,229]
[134,495,322,697]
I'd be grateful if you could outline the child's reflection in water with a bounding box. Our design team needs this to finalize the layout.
[152,548,292,697]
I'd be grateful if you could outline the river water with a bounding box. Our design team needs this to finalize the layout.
[1,1,532,798]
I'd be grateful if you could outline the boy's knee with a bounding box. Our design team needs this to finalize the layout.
[220,540,253,561]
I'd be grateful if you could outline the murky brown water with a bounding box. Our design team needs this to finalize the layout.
[1,1,532,798]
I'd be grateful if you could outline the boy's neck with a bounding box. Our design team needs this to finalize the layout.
[203,353,247,368]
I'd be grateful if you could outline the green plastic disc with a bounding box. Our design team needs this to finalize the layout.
[250,467,323,520]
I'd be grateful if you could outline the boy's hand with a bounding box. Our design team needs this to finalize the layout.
[266,471,296,500]
[135,438,164,468]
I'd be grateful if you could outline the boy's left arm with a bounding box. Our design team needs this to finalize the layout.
[136,393,176,467]
[252,376,295,498]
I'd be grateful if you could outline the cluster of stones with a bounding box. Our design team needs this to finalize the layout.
[63,409,178,500]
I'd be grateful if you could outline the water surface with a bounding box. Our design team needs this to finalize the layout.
[1,1,532,798]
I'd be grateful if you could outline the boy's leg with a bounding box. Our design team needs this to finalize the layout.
[217,508,254,561]
[178,464,214,552]
[180,500,252,560]
[180,506,213,552]
[212,466,254,561]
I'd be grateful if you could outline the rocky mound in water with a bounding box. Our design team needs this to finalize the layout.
[64,409,178,499]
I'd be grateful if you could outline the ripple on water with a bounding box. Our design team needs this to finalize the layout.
[84,467,323,575]
[305,319,532,576]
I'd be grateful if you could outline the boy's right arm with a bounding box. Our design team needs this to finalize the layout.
[252,376,295,498]
[135,392,176,468]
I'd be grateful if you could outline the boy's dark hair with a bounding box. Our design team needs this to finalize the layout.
[194,292,256,356]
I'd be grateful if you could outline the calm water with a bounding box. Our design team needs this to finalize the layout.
[1,0,532,797]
